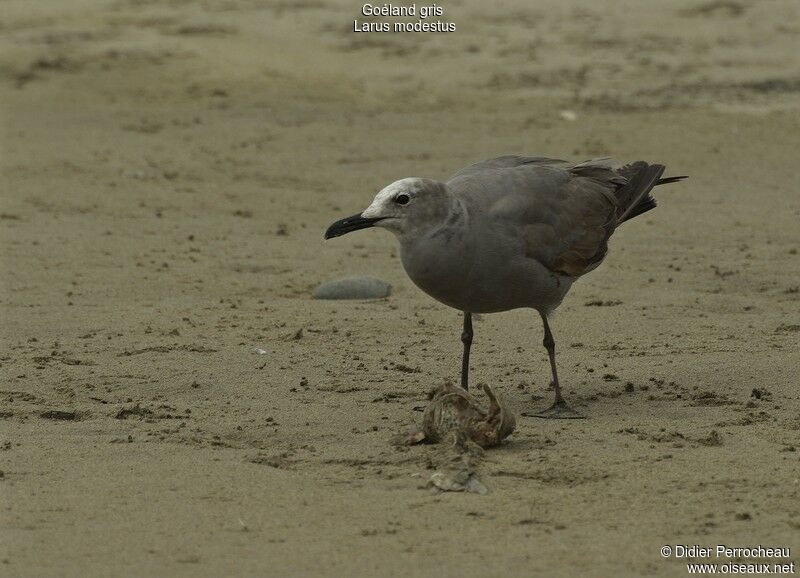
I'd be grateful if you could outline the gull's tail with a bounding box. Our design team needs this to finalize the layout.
[616,162,688,223]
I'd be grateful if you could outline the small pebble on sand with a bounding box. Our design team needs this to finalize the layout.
[313,277,391,300]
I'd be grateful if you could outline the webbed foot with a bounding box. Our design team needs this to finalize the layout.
[524,398,586,419]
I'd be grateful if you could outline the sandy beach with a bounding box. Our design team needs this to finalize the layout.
[2,0,799,576]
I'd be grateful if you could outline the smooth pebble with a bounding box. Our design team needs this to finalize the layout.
[313,277,391,300]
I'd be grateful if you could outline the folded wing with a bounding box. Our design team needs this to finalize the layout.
[448,156,668,278]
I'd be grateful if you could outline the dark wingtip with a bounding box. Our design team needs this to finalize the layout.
[657,175,689,185]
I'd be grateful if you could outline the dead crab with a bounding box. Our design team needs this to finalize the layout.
[406,382,516,448]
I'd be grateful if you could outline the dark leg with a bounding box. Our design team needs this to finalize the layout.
[460,312,473,390]
[530,312,585,419]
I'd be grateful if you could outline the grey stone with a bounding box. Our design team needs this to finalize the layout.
[313,276,391,300]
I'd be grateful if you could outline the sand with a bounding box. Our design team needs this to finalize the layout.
[1,0,799,576]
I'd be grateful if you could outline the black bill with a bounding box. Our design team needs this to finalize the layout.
[324,213,383,239]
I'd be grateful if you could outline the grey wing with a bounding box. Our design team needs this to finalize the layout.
[488,159,630,278]
[522,175,619,277]
[449,155,568,181]
[450,157,665,277]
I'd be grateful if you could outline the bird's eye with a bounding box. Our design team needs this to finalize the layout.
[395,193,410,205]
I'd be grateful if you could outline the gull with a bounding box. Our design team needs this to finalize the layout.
[325,156,686,418]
